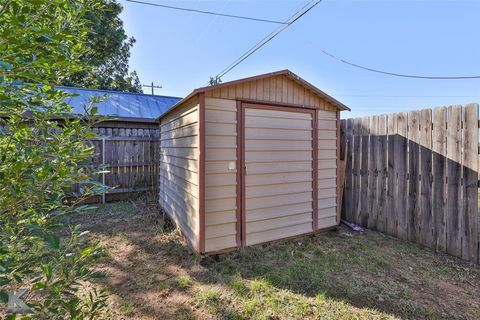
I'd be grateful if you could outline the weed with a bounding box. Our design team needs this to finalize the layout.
[119,299,134,317]
[157,280,170,290]
[229,273,249,297]
[177,275,191,289]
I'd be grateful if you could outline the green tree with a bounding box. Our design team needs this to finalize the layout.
[0,0,111,318]
[61,0,142,92]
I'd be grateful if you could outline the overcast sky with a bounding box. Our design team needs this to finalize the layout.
[119,0,480,118]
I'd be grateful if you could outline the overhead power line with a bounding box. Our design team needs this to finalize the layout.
[214,0,322,81]
[304,39,480,80]
[125,0,287,25]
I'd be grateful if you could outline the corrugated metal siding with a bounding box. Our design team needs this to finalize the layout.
[159,97,199,250]
[204,98,238,252]
[317,110,338,228]
[57,86,181,119]
[244,107,314,246]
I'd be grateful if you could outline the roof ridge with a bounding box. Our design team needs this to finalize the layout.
[55,85,182,100]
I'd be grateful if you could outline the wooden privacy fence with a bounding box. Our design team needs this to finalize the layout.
[341,103,480,264]
[73,124,160,202]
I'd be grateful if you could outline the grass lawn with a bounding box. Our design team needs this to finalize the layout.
[65,198,480,319]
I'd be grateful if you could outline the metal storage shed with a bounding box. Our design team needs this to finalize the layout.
[158,70,350,254]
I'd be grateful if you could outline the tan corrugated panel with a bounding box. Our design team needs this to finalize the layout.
[247,212,312,234]
[318,178,336,189]
[205,109,236,122]
[247,222,312,246]
[244,108,310,120]
[161,135,198,148]
[246,139,311,151]
[246,171,312,186]
[205,148,236,161]
[246,150,312,162]
[205,162,234,174]
[159,97,200,250]
[244,108,314,245]
[245,116,311,130]
[205,235,237,252]
[205,223,236,239]
[318,130,337,140]
[317,110,338,229]
[159,160,198,183]
[318,197,336,209]
[245,161,312,175]
[317,149,336,159]
[204,98,238,251]
[318,188,337,199]
[205,185,236,200]
[318,119,337,130]
[205,210,236,225]
[206,198,236,213]
[319,159,337,169]
[205,136,236,148]
[247,202,312,222]
[318,139,337,149]
[160,147,197,160]
[246,192,313,211]
[205,123,236,135]
[318,207,337,219]
[318,216,337,229]
[318,110,337,119]
[245,128,311,140]
[205,173,236,187]
[247,182,312,198]
[160,155,198,172]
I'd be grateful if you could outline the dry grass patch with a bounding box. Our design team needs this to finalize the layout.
[64,198,480,319]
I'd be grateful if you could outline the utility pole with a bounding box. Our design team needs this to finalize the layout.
[142,82,162,95]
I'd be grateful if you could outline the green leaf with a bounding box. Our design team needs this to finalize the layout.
[42,264,52,281]
[45,233,60,249]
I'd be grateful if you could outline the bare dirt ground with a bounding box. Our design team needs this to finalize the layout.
[65,198,480,319]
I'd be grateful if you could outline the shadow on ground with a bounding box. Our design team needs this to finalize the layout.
[65,199,480,320]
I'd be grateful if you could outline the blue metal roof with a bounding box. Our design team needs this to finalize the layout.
[56,86,182,120]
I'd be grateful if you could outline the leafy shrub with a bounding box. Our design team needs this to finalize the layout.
[0,0,113,318]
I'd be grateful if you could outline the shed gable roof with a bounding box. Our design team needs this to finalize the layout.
[199,70,349,111]
[159,70,349,120]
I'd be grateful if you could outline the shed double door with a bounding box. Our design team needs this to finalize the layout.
[242,104,315,246]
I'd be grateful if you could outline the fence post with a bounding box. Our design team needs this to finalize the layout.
[102,136,106,204]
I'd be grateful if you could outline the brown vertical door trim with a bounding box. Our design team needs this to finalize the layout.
[241,102,247,247]
[235,100,243,248]
[198,93,206,253]
[312,110,319,231]
[336,110,341,224]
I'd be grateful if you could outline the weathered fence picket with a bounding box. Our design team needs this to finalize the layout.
[341,104,480,264]
[72,124,160,203]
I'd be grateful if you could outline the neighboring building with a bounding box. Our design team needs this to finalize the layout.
[157,70,350,254]
[57,86,181,122]
[56,86,181,202]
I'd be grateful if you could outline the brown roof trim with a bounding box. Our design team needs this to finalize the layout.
[157,69,350,121]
